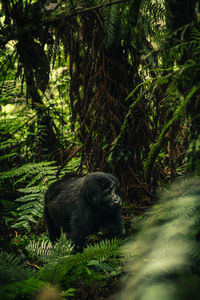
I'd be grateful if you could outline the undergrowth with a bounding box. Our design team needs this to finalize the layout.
[0,234,123,300]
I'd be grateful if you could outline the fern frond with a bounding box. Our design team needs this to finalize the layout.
[12,185,46,230]
[0,153,16,161]
[143,0,165,23]
[27,238,53,261]
[17,185,46,195]
[122,176,200,300]
[0,80,24,104]
[103,3,120,48]
[2,161,59,230]
[0,251,36,285]
[0,161,57,182]
[31,235,122,285]
[0,277,44,300]
[85,238,122,261]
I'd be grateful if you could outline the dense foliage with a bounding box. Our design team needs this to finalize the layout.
[1,0,200,299]
[122,176,200,300]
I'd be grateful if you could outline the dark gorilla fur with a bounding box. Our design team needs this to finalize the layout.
[44,172,123,250]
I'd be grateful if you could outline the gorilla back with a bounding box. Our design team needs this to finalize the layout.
[44,172,123,250]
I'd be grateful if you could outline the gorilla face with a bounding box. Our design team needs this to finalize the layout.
[81,172,122,210]
[99,181,122,209]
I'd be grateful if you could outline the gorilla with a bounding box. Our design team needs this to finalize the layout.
[44,172,123,250]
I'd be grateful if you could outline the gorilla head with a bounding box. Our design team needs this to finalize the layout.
[80,172,122,210]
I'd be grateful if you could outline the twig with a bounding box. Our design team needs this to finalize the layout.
[56,145,84,177]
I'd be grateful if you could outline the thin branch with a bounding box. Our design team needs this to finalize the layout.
[56,145,85,177]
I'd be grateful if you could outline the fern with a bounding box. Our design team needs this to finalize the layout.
[0,161,57,184]
[0,251,35,284]
[103,3,120,49]
[0,124,19,166]
[0,277,44,300]
[0,251,45,300]
[0,161,59,230]
[27,234,122,286]
[0,251,44,300]
[143,0,165,24]
[12,185,46,230]
[122,176,200,299]
[27,233,74,262]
